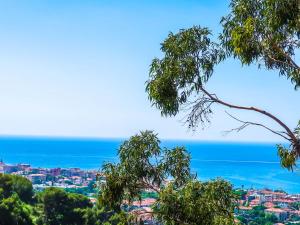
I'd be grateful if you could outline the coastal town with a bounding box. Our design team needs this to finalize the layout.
[235,189,300,224]
[0,160,98,193]
[2,160,300,224]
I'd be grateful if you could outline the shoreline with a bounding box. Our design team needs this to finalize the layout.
[1,160,300,195]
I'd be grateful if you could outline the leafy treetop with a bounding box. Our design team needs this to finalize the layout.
[221,0,300,86]
[146,0,300,170]
[99,130,236,224]
[99,130,192,211]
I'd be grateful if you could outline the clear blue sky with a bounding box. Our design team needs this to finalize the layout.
[0,0,298,142]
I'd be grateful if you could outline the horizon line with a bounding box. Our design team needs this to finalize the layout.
[0,133,288,144]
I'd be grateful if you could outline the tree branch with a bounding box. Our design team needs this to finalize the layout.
[199,86,298,146]
[223,111,291,141]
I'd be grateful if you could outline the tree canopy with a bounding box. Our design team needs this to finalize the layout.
[0,174,33,203]
[0,194,33,225]
[99,130,236,224]
[0,174,130,225]
[0,174,34,225]
[39,187,92,225]
[99,130,192,211]
[146,0,300,170]
[153,179,235,225]
[221,0,300,86]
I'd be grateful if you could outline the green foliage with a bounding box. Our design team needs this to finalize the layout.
[162,146,192,187]
[146,26,223,118]
[99,130,192,211]
[98,163,126,211]
[0,175,36,224]
[147,0,300,121]
[146,0,300,170]
[0,174,13,199]
[100,131,236,224]
[65,182,96,196]
[236,215,247,224]
[153,179,236,225]
[277,144,297,170]
[276,121,300,170]
[82,207,129,225]
[234,189,247,200]
[39,187,92,225]
[0,174,33,203]
[237,205,278,225]
[11,175,34,203]
[0,174,131,225]
[0,135,236,225]
[220,0,300,87]
[0,194,34,225]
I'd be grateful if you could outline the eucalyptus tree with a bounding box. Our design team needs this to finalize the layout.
[99,130,192,211]
[99,130,236,225]
[146,0,300,170]
[153,179,236,225]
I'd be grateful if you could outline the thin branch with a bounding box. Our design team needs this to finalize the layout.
[183,94,215,129]
[223,111,291,141]
[199,86,298,145]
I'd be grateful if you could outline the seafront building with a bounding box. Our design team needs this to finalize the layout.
[235,189,300,223]
[0,160,98,190]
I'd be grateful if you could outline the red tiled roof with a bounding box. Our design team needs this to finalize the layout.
[290,210,300,215]
[273,198,295,203]
[265,208,286,213]
[264,202,275,208]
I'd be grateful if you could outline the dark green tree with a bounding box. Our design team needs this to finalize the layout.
[39,187,92,225]
[146,0,300,170]
[99,131,236,224]
[0,174,13,199]
[0,194,33,225]
[82,206,129,225]
[0,174,33,203]
[11,175,34,203]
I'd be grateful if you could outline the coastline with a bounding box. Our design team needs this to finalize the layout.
[0,137,299,193]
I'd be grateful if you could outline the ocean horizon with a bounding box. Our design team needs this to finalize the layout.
[1,136,299,193]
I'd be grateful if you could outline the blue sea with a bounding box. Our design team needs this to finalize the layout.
[0,136,299,193]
